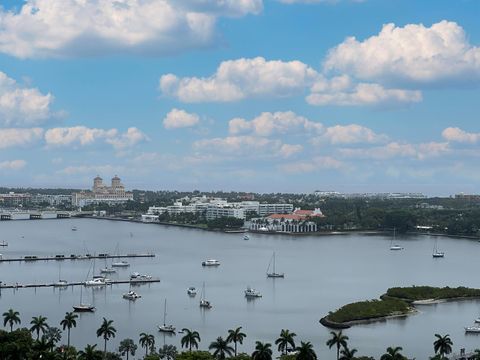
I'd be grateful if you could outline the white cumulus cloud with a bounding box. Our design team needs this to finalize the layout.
[442,127,480,144]
[0,159,26,170]
[44,126,147,149]
[0,128,44,149]
[0,0,263,58]
[324,20,480,85]
[317,124,388,145]
[160,57,318,102]
[163,108,200,129]
[0,71,55,126]
[229,111,323,136]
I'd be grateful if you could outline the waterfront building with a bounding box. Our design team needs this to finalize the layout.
[250,208,324,233]
[31,194,72,207]
[141,197,293,222]
[72,175,133,207]
[0,192,31,206]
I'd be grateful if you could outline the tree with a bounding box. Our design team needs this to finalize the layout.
[118,338,137,360]
[2,309,21,332]
[251,341,272,360]
[78,344,104,360]
[158,344,177,360]
[339,347,358,360]
[44,326,62,350]
[433,334,453,358]
[380,346,406,360]
[209,336,234,359]
[30,315,49,340]
[295,341,316,360]
[226,327,246,356]
[275,329,297,356]
[140,332,156,357]
[96,318,117,357]
[181,328,201,352]
[472,349,480,360]
[326,331,349,360]
[60,311,78,348]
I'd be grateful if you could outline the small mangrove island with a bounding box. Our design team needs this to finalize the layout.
[320,285,480,329]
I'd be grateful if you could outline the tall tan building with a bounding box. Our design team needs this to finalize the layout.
[72,175,133,207]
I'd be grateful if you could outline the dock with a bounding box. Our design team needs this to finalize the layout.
[0,253,155,263]
[0,278,160,290]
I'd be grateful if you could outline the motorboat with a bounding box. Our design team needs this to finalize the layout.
[187,287,197,296]
[465,326,480,333]
[243,234,250,241]
[112,260,130,267]
[123,290,141,300]
[202,259,220,266]
[390,245,404,251]
[266,252,284,278]
[71,226,77,231]
[84,277,107,286]
[53,279,68,287]
[244,287,262,298]
[130,272,141,279]
[158,299,176,333]
[130,273,152,281]
[475,318,480,324]
[100,267,116,274]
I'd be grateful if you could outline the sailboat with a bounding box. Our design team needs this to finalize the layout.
[199,282,212,309]
[266,252,284,278]
[100,258,116,274]
[432,239,445,258]
[112,243,130,267]
[73,286,95,312]
[0,240,8,247]
[158,299,176,333]
[390,228,403,251]
[53,262,68,287]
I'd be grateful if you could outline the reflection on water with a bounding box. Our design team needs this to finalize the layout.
[1,219,480,359]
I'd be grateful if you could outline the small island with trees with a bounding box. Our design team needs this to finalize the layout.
[320,285,480,329]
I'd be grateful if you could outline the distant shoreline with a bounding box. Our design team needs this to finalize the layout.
[79,216,480,240]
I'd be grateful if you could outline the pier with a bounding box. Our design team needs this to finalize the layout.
[0,253,155,263]
[0,278,160,290]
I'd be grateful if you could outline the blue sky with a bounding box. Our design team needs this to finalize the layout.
[0,0,479,195]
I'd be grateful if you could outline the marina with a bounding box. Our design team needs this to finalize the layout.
[0,253,155,263]
[1,218,480,360]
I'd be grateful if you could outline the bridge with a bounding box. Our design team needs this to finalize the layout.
[0,210,93,220]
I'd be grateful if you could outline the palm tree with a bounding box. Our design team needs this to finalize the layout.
[118,338,137,360]
[2,308,21,332]
[295,341,317,360]
[209,336,234,359]
[78,344,103,360]
[472,349,480,360]
[252,341,273,360]
[30,315,49,340]
[226,326,247,356]
[433,334,453,358]
[96,317,117,357]
[60,311,78,347]
[139,332,155,357]
[44,326,62,351]
[326,331,349,360]
[158,344,178,360]
[339,347,358,360]
[181,328,201,352]
[275,329,297,355]
[380,346,405,360]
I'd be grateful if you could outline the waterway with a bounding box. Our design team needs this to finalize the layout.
[0,218,479,359]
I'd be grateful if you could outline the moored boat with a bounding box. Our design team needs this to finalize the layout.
[465,325,480,333]
[187,287,197,296]
[123,290,141,300]
[112,260,130,267]
[244,286,262,298]
[202,259,220,266]
[158,299,176,333]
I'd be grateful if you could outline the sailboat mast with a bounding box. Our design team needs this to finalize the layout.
[273,252,276,274]
[163,298,167,325]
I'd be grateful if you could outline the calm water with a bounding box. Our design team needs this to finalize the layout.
[1,219,479,359]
